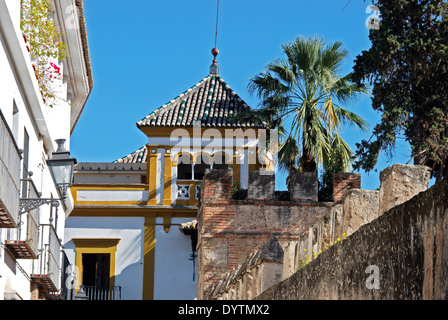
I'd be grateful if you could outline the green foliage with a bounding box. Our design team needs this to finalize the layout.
[353,0,448,181]
[244,36,368,173]
[296,233,347,271]
[231,182,247,200]
[319,134,356,201]
[21,0,67,107]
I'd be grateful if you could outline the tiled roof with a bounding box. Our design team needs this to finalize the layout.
[179,219,198,230]
[137,75,263,128]
[114,146,147,164]
[115,73,265,164]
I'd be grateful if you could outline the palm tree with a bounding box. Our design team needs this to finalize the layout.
[247,36,368,173]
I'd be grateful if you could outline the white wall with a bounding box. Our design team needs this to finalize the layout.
[76,190,149,202]
[64,216,145,300]
[0,230,34,300]
[0,5,66,299]
[64,216,198,300]
[0,0,89,300]
[153,217,197,300]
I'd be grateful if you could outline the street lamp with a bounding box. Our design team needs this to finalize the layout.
[19,139,76,214]
[46,139,77,199]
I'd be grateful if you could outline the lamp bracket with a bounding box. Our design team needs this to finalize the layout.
[19,198,60,215]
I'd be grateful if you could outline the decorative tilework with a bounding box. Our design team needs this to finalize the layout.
[177,185,190,200]
[195,185,201,200]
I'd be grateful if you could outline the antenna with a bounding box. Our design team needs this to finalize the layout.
[210,0,220,75]
[215,0,220,48]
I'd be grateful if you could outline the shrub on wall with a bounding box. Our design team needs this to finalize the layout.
[21,0,67,107]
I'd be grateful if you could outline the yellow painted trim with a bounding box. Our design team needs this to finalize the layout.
[140,126,261,138]
[192,151,213,164]
[176,180,201,185]
[72,238,120,294]
[172,151,193,165]
[163,150,172,205]
[163,216,171,233]
[72,185,148,190]
[143,216,155,300]
[70,207,197,217]
[75,201,148,206]
[147,145,158,205]
[212,151,232,165]
[232,149,243,186]
[71,185,149,206]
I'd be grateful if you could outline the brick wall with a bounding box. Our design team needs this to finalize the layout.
[197,169,332,299]
[197,164,432,300]
[332,173,361,202]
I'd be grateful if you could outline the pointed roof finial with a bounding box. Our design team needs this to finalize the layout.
[210,47,219,75]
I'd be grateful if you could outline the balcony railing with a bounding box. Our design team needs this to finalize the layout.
[83,286,122,300]
[31,224,62,293]
[4,179,40,259]
[176,180,202,204]
[4,211,39,259]
[0,109,21,228]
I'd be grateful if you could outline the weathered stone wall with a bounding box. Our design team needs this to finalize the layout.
[205,237,284,300]
[379,164,431,214]
[197,164,432,300]
[289,172,318,201]
[256,178,447,300]
[197,170,333,300]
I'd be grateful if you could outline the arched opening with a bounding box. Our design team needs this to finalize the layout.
[212,152,229,170]
[177,152,192,180]
[193,153,211,180]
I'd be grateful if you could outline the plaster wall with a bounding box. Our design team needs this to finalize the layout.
[64,216,145,300]
[64,216,198,300]
[0,1,76,299]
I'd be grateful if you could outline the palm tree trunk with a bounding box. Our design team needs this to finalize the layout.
[301,147,317,172]
[301,119,317,172]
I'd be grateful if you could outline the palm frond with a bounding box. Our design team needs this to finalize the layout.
[335,106,368,132]
[323,98,339,133]
[267,59,296,88]
[247,73,290,99]
[248,36,369,172]
[278,136,300,172]
[329,134,354,172]
[331,73,369,103]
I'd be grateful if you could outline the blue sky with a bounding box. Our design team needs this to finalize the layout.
[71,0,413,191]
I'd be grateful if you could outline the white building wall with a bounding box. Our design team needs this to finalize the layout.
[0,0,90,300]
[153,217,197,300]
[64,217,145,300]
[64,216,198,300]
[0,10,62,300]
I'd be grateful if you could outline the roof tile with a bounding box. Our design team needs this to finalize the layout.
[137,75,261,129]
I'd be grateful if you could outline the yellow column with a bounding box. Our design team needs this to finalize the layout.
[143,216,156,300]
[163,215,171,233]
[249,147,259,172]
[162,148,172,205]
[147,145,158,205]
[232,148,241,186]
